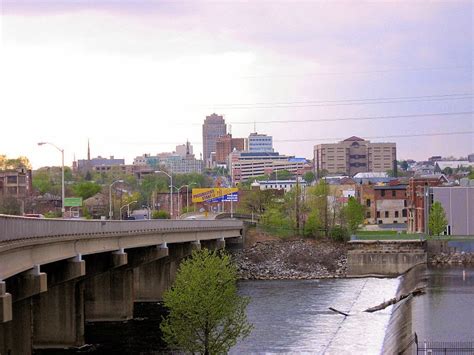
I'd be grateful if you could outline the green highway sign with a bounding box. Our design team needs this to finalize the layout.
[64,197,83,207]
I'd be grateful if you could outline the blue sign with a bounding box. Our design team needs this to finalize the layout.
[209,193,238,203]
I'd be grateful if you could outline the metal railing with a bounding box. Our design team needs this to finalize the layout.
[0,214,243,242]
[400,333,474,355]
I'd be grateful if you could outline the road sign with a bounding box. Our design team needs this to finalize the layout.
[209,192,239,203]
[64,197,83,207]
[192,188,238,203]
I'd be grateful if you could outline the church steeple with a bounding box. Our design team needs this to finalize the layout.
[87,139,91,161]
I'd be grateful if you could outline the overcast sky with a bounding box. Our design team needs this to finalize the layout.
[1,0,473,168]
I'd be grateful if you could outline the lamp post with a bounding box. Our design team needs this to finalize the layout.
[120,200,137,220]
[109,179,124,220]
[38,142,65,215]
[155,170,173,218]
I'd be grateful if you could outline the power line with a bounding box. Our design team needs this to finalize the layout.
[209,92,472,107]
[230,111,473,125]
[208,95,472,110]
[121,130,473,146]
[239,65,472,79]
[274,131,474,143]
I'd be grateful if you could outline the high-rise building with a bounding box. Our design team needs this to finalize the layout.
[202,113,226,167]
[215,134,246,164]
[248,132,273,153]
[314,136,396,177]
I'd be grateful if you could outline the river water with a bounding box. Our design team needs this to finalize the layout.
[231,278,400,355]
[37,266,474,354]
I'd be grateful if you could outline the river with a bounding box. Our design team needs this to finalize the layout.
[231,278,400,354]
[36,266,474,354]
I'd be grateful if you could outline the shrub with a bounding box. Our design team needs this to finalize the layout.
[330,225,350,242]
[152,210,170,219]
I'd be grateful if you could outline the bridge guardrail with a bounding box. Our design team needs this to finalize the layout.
[0,214,243,242]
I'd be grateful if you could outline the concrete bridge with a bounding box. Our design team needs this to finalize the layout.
[0,215,243,354]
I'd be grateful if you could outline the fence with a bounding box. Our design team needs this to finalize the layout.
[400,333,474,354]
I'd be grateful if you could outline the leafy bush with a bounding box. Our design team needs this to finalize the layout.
[152,210,170,219]
[330,225,350,242]
[303,211,322,238]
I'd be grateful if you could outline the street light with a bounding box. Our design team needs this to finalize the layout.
[120,200,137,220]
[38,142,65,215]
[155,170,173,219]
[109,179,124,220]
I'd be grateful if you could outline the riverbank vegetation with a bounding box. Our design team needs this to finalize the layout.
[240,180,365,242]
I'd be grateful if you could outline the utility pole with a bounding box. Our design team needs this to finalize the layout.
[295,173,300,235]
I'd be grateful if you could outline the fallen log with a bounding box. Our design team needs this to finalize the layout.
[329,307,350,316]
[364,286,426,313]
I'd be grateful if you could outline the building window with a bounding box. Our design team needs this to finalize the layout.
[377,211,380,218]
[402,209,407,217]
[404,200,407,207]
[381,190,385,197]
[385,211,389,218]
[366,211,371,218]
[6,176,17,184]
[392,190,396,197]
[395,211,399,218]
[366,199,371,207]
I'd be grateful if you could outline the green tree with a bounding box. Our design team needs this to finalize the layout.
[469,170,474,180]
[429,201,448,236]
[72,181,102,200]
[306,180,330,236]
[161,249,252,354]
[303,171,315,184]
[343,196,365,234]
[304,210,321,238]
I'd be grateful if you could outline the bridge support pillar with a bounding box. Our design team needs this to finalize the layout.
[134,257,170,302]
[0,298,33,355]
[32,281,85,349]
[0,282,12,323]
[85,268,134,322]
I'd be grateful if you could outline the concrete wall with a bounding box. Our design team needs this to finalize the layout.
[431,187,474,235]
[347,240,427,276]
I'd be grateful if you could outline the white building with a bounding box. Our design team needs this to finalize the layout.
[248,133,273,153]
[255,179,308,192]
[230,151,310,183]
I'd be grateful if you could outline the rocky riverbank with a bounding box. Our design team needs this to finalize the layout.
[233,238,347,280]
[429,252,474,265]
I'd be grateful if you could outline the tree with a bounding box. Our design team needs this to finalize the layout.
[429,201,448,236]
[304,210,321,238]
[343,196,365,234]
[400,160,409,171]
[306,180,330,236]
[161,249,252,354]
[303,171,315,184]
[72,181,101,200]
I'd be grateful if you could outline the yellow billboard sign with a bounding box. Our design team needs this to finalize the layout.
[192,188,239,203]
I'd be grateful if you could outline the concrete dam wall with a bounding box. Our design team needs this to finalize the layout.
[347,240,427,277]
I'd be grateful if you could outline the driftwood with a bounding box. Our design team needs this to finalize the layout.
[364,286,426,313]
[329,307,350,316]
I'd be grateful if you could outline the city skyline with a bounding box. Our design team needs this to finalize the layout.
[1,1,472,168]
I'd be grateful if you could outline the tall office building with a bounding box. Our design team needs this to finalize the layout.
[314,136,396,177]
[202,113,226,167]
[248,132,273,153]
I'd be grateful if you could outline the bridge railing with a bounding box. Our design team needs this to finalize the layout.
[0,214,243,242]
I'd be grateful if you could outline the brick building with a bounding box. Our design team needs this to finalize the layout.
[0,168,32,198]
[215,134,246,164]
[406,175,448,233]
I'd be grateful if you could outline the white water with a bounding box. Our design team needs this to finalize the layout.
[231,278,400,355]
